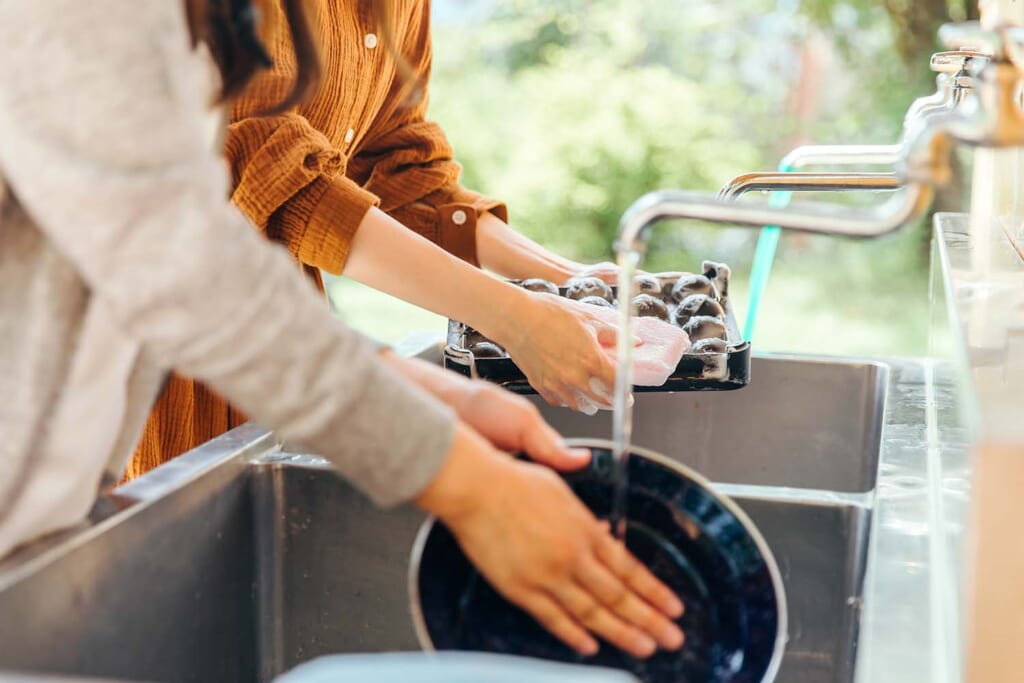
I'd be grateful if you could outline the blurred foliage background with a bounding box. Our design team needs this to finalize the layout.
[330,0,980,356]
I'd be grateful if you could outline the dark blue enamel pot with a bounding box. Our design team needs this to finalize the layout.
[409,438,787,683]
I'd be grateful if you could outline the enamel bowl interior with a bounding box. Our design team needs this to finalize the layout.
[410,442,785,683]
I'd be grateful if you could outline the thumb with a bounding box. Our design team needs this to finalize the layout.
[521,415,591,472]
[595,324,616,348]
[596,325,642,349]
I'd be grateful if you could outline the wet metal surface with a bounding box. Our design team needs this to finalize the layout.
[0,354,967,683]
[532,356,887,494]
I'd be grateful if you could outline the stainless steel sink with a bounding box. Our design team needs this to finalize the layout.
[254,462,872,683]
[532,355,888,493]
[0,355,900,683]
[0,456,873,683]
[723,488,871,683]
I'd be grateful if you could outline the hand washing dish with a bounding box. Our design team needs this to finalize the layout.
[409,439,787,683]
[444,261,751,391]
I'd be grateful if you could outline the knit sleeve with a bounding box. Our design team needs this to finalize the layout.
[347,2,506,267]
[0,0,456,507]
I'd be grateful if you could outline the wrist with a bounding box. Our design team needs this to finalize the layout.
[415,423,506,523]
[387,354,474,408]
[470,280,533,349]
[476,213,581,285]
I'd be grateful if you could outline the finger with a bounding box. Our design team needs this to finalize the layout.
[574,392,600,416]
[587,349,617,398]
[575,558,684,650]
[552,383,581,412]
[588,377,613,407]
[524,413,581,460]
[592,315,642,348]
[577,384,612,411]
[594,533,685,619]
[554,583,657,658]
[536,387,563,408]
[557,344,615,410]
[595,324,619,348]
[566,368,610,410]
[596,263,621,285]
[512,401,591,471]
[520,591,599,656]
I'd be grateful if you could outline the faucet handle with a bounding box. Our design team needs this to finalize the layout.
[936,22,1024,84]
[930,50,988,74]
[937,21,1024,70]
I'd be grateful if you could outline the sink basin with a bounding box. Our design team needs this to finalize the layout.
[255,464,872,683]
[531,355,888,493]
[0,459,873,683]
[724,489,871,683]
[0,356,886,683]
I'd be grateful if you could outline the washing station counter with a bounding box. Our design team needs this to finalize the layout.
[0,214,992,682]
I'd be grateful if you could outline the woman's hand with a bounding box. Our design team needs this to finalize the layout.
[343,210,625,412]
[382,353,591,470]
[416,424,686,658]
[485,291,619,411]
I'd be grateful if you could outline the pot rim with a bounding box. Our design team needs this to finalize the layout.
[407,437,788,683]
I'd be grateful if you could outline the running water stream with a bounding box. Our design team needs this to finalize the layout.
[609,249,642,539]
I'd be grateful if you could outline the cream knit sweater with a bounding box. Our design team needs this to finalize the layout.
[0,0,454,558]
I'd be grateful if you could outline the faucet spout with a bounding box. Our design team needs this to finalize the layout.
[718,172,902,200]
[616,184,934,257]
[775,49,986,174]
[905,73,954,126]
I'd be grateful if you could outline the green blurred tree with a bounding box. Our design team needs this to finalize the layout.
[363,0,961,355]
[432,0,959,268]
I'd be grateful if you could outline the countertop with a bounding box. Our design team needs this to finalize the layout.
[0,216,993,681]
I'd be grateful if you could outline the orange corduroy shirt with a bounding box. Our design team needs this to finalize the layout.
[124,0,505,480]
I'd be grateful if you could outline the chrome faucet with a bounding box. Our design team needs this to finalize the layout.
[907,50,984,121]
[610,23,1017,517]
[717,171,901,201]
[715,50,987,203]
[615,24,1022,255]
[903,72,953,132]
[616,185,934,256]
[777,49,986,173]
[902,24,1024,183]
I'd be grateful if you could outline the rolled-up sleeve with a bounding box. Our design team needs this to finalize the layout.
[347,3,507,266]
[225,58,380,275]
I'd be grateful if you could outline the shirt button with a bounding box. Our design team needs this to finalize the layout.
[364,33,378,49]
[451,209,468,226]
[344,128,355,144]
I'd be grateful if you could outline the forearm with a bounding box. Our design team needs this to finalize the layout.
[344,207,531,345]
[475,211,581,284]
[380,351,465,403]
[0,0,457,508]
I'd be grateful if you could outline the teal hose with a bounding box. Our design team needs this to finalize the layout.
[742,161,793,342]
